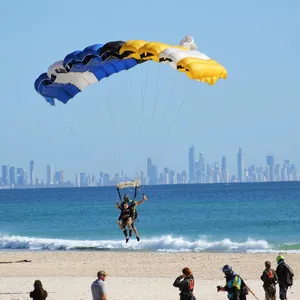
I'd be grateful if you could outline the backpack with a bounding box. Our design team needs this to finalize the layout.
[239,276,249,300]
[265,269,276,285]
[285,264,294,287]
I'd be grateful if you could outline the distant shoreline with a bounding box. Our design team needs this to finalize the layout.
[2,180,300,191]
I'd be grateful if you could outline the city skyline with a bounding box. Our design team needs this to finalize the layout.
[0,147,298,189]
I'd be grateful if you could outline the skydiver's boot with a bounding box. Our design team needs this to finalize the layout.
[136,236,140,242]
[129,229,132,237]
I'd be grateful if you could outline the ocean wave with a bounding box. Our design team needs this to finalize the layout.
[1,234,296,252]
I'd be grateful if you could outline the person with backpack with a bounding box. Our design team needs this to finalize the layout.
[217,265,248,300]
[261,261,278,300]
[276,255,294,300]
[173,267,196,300]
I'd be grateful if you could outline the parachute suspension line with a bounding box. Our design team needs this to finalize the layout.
[159,88,209,165]
[120,75,123,111]
[106,79,117,173]
[150,64,161,126]
[160,86,193,144]
[55,108,76,137]
[152,81,195,162]
[151,78,192,149]
[150,74,177,147]
[140,63,145,137]
[143,60,150,99]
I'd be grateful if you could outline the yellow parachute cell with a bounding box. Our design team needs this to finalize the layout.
[177,57,227,85]
[119,40,147,59]
[120,40,187,62]
[120,36,227,85]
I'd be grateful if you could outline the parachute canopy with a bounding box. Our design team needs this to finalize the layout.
[34,36,227,105]
[116,180,141,190]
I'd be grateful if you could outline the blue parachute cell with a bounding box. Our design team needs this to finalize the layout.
[34,41,141,105]
[34,73,81,105]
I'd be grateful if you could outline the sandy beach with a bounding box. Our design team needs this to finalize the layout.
[0,252,299,299]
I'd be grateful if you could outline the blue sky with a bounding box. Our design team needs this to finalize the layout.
[1,0,299,181]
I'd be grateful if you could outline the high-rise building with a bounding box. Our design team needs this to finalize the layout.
[16,168,26,186]
[80,173,86,187]
[54,170,64,184]
[103,173,109,186]
[237,148,244,182]
[199,152,205,183]
[150,164,158,185]
[147,158,152,178]
[46,165,53,185]
[188,146,195,183]
[9,166,16,186]
[221,156,228,183]
[75,174,80,187]
[1,165,9,186]
[274,164,281,181]
[266,155,275,181]
[29,160,35,185]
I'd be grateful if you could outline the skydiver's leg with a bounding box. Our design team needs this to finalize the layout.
[129,219,135,237]
[119,221,129,243]
[132,223,140,242]
[126,219,133,232]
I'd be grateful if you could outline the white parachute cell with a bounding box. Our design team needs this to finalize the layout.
[47,60,98,91]
[159,49,210,69]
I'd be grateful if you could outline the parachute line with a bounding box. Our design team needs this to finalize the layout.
[150,64,161,126]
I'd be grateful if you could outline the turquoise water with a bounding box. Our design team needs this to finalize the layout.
[0,182,300,252]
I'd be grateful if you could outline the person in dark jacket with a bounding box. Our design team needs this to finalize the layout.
[29,280,48,300]
[173,267,196,300]
[276,255,294,300]
[217,265,248,300]
[260,261,278,300]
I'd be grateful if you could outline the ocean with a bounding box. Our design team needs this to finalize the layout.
[0,182,300,253]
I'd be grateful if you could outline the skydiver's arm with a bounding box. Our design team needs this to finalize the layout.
[136,194,148,205]
[116,200,121,209]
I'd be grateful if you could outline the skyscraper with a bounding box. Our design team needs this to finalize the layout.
[198,152,205,183]
[9,166,16,186]
[188,146,195,183]
[266,155,275,181]
[237,148,244,182]
[29,160,35,185]
[16,168,26,186]
[1,165,9,186]
[221,156,228,183]
[147,158,152,179]
[46,165,53,185]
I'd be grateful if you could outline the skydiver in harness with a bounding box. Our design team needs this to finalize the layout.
[116,184,148,242]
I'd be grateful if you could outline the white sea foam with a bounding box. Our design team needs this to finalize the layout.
[1,234,295,252]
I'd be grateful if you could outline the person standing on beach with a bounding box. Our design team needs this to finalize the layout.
[276,255,294,300]
[260,261,277,300]
[29,280,48,300]
[173,267,196,300]
[91,270,108,300]
[217,265,248,300]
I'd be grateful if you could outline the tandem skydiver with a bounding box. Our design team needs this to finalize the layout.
[116,183,148,242]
